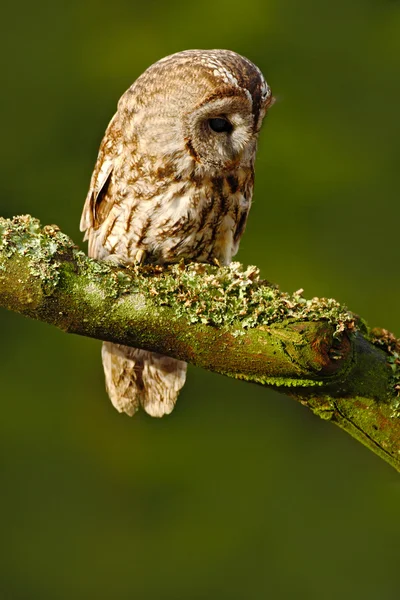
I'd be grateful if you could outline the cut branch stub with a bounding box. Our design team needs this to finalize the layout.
[270,321,353,378]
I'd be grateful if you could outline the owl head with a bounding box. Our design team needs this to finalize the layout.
[117,49,273,175]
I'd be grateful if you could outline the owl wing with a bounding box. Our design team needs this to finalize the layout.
[81,111,187,419]
[80,114,120,257]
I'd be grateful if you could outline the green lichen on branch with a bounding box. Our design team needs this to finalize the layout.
[0,215,78,295]
[125,261,358,336]
[0,215,358,336]
[369,327,400,415]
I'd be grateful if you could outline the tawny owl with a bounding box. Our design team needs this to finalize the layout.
[80,49,273,418]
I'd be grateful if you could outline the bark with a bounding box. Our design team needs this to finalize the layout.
[0,215,399,472]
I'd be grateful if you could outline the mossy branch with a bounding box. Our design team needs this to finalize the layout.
[1,215,399,472]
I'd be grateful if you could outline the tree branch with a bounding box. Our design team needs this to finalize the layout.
[1,215,399,472]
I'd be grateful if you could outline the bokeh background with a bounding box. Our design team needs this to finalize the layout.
[1,0,399,598]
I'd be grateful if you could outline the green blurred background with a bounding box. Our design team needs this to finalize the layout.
[1,0,399,598]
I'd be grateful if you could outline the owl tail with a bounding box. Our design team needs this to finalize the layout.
[101,342,187,417]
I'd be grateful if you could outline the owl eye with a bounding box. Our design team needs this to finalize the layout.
[208,117,233,133]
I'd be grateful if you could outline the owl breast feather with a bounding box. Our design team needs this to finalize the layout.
[99,171,253,266]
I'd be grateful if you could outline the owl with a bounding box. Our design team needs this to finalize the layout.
[80,49,273,418]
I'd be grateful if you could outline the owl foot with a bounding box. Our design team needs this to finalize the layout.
[134,249,146,265]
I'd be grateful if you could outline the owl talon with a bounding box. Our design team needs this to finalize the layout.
[134,249,146,265]
[212,258,221,267]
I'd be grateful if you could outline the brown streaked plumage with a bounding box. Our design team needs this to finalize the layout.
[80,49,273,417]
